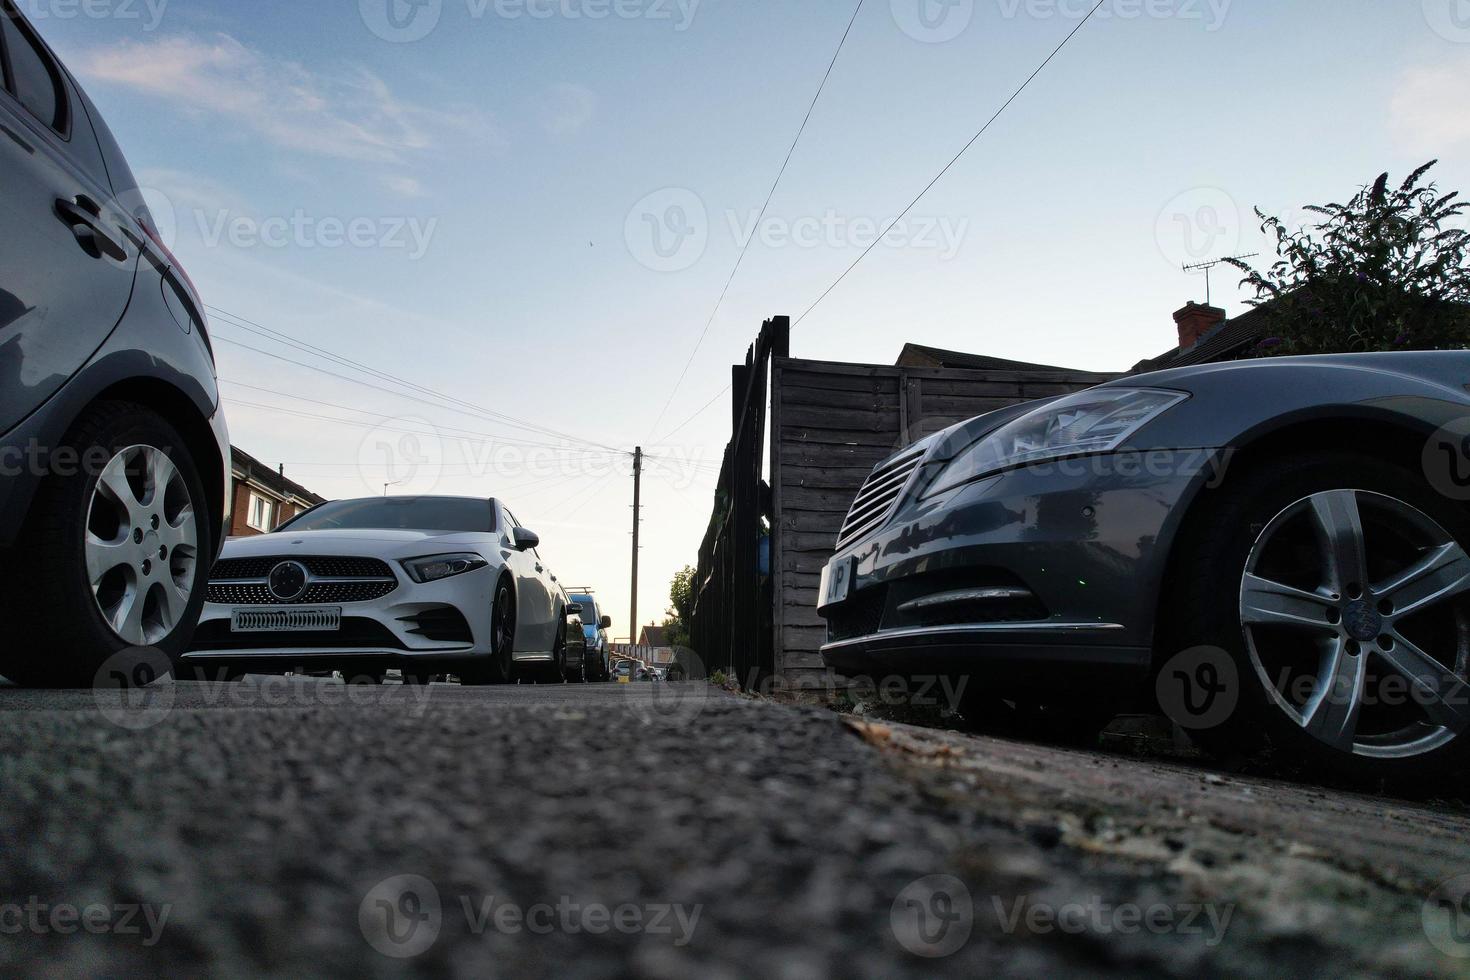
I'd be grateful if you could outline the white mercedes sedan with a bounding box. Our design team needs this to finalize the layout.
[181,496,569,684]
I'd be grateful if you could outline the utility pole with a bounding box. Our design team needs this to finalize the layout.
[630,446,642,654]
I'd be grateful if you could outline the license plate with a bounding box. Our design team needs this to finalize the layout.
[230,608,342,633]
[820,558,853,608]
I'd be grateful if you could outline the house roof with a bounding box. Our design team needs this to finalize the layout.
[639,625,672,648]
[1131,305,1273,375]
[231,446,327,506]
[896,343,1102,375]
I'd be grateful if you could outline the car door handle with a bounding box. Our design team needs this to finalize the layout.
[56,196,128,262]
[535,564,544,573]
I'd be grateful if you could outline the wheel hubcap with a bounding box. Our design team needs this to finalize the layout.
[1240,489,1470,759]
[84,445,199,646]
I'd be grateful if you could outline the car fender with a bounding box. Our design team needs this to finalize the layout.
[0,270,221,548]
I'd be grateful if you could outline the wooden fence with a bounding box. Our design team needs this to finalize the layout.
[688,316,788,687]
[689,317,1113,691]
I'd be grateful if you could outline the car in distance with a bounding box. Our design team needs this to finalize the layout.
[566,589,613,681]
[819,351,1470,781]
[183,496,570,684]
[0,2,229,687]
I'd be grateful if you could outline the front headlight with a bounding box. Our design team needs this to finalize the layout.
[924,387,1188,497]
[400,553,489,584]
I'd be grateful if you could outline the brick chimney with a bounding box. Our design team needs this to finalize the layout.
[1173,302,1226,350]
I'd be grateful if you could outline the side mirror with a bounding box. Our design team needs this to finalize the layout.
[567,603,583,616]
[600,615,613,630]
[512,527,540,551]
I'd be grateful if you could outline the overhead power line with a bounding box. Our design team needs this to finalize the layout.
[796,0,1107,325]
[219,380,625,457]
[207,305,625,454]
[648,0,868,437]
[653,382,732,445]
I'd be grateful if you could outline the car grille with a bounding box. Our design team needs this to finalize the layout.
[835,448,927,550]
[212,556,395,580]
[208,556,398,605]
[208,581,398,605]
[826,585,889,643]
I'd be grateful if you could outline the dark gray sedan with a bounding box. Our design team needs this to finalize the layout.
[819,351,1470,781]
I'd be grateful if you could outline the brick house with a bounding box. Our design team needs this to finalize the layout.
[1131,302,1272,373]
[636,625,676,668]
[229,447,326,538]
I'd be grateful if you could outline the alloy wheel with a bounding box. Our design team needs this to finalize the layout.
[1240,489,1470,759]
[493,584,515,679]
[84,445,199,646]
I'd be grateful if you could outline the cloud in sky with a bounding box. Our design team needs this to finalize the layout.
[538,82,597,138]
[73,33,501,165]
[382,175,427,198]
[1391,61,1470,153]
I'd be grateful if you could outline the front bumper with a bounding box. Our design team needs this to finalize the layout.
[182,564,497,667]
[818,450,1218,682]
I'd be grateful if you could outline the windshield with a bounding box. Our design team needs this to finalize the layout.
[570,595,598,624]
[278,497,494,533]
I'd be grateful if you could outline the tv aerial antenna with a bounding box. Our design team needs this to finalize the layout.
[1182,253,1258,306]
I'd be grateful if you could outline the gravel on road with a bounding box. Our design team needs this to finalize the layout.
[1,680,1467,978]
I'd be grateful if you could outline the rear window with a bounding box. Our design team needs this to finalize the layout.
[279,497,494,534]
[1,6,66,134]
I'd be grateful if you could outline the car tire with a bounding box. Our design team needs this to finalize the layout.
[462,578,517,686]
[1164,450,1470,784]
[539,617,568,684]
[0,401,212,689]
[564,648,587,684]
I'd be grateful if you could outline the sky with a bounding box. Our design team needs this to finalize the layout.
[23,0,1470,641]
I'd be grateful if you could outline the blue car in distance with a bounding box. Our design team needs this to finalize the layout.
[567,590,612,682]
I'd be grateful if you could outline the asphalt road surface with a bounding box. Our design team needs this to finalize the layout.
[2,678,1469,978]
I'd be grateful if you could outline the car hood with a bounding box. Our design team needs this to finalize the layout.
[221,528,501,559]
